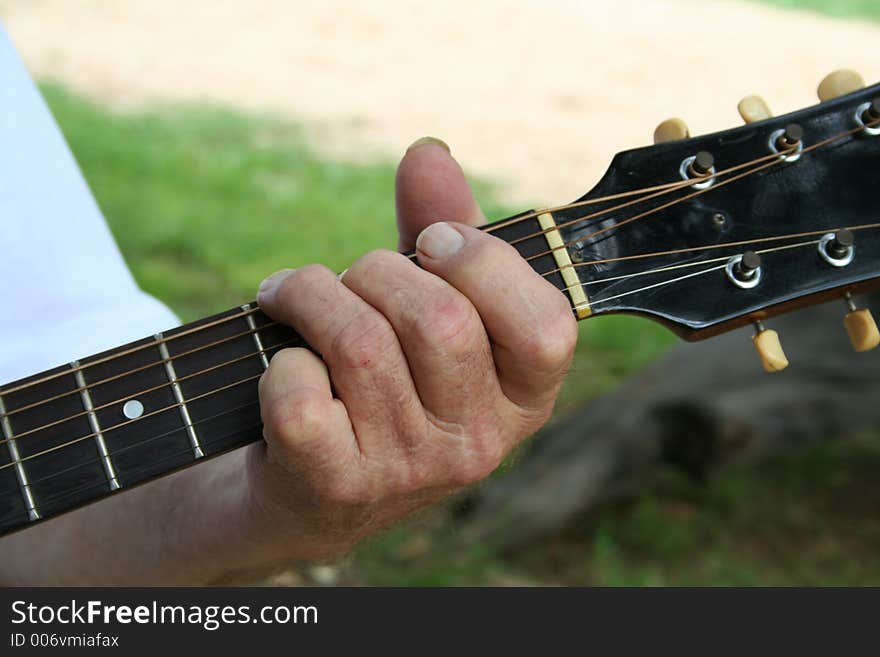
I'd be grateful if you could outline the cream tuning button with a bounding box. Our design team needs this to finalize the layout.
[737,95,773,124]
[843,294,880,352]
[654,118,690,144]
[818,69,865,102]
[752,321,789,373]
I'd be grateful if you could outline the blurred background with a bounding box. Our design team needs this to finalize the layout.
[1,0,878,584]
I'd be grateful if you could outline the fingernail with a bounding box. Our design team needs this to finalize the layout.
[257,268,295,304]
[416,222,465,259]
[406,136,451,154]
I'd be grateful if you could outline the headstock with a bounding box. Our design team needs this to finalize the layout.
[558,70,880,371]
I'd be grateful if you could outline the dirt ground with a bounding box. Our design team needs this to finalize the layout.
[1,0,878,206]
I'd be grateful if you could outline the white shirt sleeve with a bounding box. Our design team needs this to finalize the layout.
[0,24,180,384]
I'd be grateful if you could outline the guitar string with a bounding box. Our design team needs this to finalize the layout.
[2,221,877,507]
[4,401,263,503]
[0,321,282,421]
[3,211,878,453]
[0,119,875,453]
[545,222,880,285]
[0,305,266,396]
[0,324,302,457]
[401,147,788,266]
[0,418,266,527]
[0,371,265,472]
[0,336,296,445]
[0,171,762,423]
[0,173,714,399]
[563,238,824,290]
[517,122,872,265]
[2,220,878,449]
[403,116,877,266]
[2,235,870,519]
[0,136,805,420]
[585,236,874,307]
[4,115,873,401]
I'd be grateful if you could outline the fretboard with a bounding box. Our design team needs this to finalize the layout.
[0,210,585,536]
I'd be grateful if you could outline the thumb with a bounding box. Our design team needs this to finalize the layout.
[395,137,485,251]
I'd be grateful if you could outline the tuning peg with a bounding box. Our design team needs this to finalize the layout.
[752,321,789,372]
[843,294,880,352]
[654,118,690,144]
[737,95,773,123]
[818,69,865,102]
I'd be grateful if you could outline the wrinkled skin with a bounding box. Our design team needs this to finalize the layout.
[250,138,578,557]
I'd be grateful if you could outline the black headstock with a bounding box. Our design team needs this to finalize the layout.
[558,77,879,342]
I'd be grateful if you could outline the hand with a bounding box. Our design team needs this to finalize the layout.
[251,137,578,558]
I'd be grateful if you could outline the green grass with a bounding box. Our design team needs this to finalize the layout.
[44,82,877,586]
[753,0,880,21]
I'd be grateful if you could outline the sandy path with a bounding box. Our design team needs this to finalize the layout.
[1,0,877,207]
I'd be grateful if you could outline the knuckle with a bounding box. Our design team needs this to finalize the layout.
[452,442,506,487]
[350,249,406,279]
[332,310,397,371]
[412,290,477,353]
[520,305,578,374]
[266,346,303,371]
[275,264,334,303]
[303,262,337,288]
[263,389,327,442]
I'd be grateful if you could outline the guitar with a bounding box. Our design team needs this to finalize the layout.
[0,71,877,538]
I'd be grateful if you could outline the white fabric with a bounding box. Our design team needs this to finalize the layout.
[0,25,179,384]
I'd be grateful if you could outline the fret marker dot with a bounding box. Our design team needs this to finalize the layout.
[123,399,144,419]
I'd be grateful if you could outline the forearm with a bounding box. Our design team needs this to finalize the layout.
[0,445,283,585]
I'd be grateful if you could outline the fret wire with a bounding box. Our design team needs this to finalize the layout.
[0,371,265,473]
[72,362,121,490]
[1,335,296,446]
[0,394,39,521]
[0,419,266,528]
[155,334,204,460]
[242,303,270,370]
[0,305,266,397]
[14,400,262,492]
[0,320,280,422]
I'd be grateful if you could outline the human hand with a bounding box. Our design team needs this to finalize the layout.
[250,137,578,558]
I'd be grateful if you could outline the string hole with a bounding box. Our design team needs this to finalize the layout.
[712,213,726,229]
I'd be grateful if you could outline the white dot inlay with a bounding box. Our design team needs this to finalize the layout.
[123,399,144,420]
